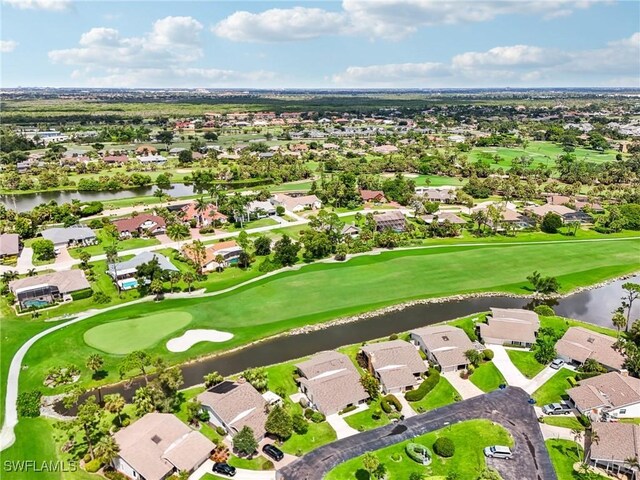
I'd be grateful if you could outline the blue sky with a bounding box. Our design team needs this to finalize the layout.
[1,0,639,88]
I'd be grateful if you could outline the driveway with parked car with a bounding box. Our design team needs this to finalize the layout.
[277,387,557,480]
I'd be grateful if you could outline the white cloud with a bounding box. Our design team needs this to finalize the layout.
[49,17,277,87]
[212,7,347,42]
[0,40,18,53]
[2,0,70,11]
[333,32,640,87]
[213,0,602,42]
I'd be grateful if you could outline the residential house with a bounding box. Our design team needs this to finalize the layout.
[137,154,167,164]
[112,413,214,480]
[588,423,640,477]
[341,224,360,239]
[113,214,166,238]
[135,145,158,155]
[272,193,322,212]
[478,308,540,347]
[247,200,276,218]
[410,325,478,372]
[556,327,625,371]
[360,340,427,393]
[567,371,640,420]
[526,204,576,222]
[182,240,242,271]
[198,381,269,439]
[180,201,227,226]
[107,252,179,290]
[373,211,406,232]
[40,226,97,248]
[0,233,21,258]
[9,270,91,309]
[295,351,368,415]
[360,190,387,204]
[415,187,456,203]
[102,154,129,164]
[421,212,466,225]
[372,144,399,154]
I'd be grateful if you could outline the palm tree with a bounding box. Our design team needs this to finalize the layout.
[149,278,164,301]
[194,197,208,227]
[95,435,120,464]
[183,272,195,293]
[612,311,627,338]
[214,254,225,273]
[26,268,36,277]
[168,271,182,292]
[104,244,120,292]
[187,240,206,275]
[104,393,125,426]
[571,428,584,462]
[86,354,104,378]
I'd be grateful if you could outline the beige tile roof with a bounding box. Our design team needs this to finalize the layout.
[568,372,640,411]
[9,269,90,295]
[590,422,640,462]
[411,325,475,369]
[479,308,540,345]
[361,340,426,391]
[296,351,368,415]
[556,327,625,370]
[0,233,20,256]
[198,381,268,438]
[113,413,214,480]
[528,204,575,217]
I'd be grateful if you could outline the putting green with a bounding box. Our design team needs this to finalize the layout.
[83,311,193,355]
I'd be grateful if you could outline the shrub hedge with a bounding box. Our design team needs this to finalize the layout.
[380,394,402,413]
[433,437,455,457]
[71,288,94,301]
[405,369,440,402]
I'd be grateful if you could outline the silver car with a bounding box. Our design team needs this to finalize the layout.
[484,445,513,459]
[550,359,565,369]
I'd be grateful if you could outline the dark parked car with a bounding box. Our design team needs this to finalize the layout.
[212,463,236,477]
[263,443,284,462]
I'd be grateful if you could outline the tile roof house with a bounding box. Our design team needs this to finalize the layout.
[415,187,456,203]
[180,201,228,226]
[588,423,640,477]
[9,270,91,309]
[198,381,269,439]
[112,412,214,480]
[40,226,97,248]
[296,351,368,415]
[360,340,427,393]
[410,325,478,372]
[478,308,540,347]
[373,211,406,232]
[421,212,466,225]
[272,193,322,212]
[0,233,21,257]
[567,371,640,419]
[360,190,387,203]
[102,154,130,164]
[107,251,178,287]
[556,327,625,371]
[247,200,276,218]
[113,214,166,238]
[526,204,576,221]
[182,240,243,271]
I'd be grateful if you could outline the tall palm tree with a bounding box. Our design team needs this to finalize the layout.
[571,428,584,462]
[182,272,195,293]
[194,197,208,227]
[95,435,120,465]
[104,244,120,292]
[104,393,126,426]
[168,271,182,292]
[214,254,225,273]
[612,311,627,338]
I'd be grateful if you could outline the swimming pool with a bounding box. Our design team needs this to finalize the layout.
[23,299,50,308]
[120,279,139,290]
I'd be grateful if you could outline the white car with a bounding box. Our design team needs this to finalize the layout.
[550,359,565,369]
[484,445,513,459]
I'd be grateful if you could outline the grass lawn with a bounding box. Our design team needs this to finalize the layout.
[469,361,506,393]
[325,419,513,479]
[408,376,460,414]
[344,401,391,432]
[280,421,337,456]
[546,439,608,480]
[12,238,640,410]
[507,349,546,379]
[541,416,585,431]
[83,311,194,354]
[227,455,274,471]
[532,368,576,405]
[618,418,640,424]
[68,229,160,258]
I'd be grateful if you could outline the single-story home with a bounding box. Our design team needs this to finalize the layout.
[556,327,625,371]
[102,154,129,164]
[360,339,427,393]
[360,190,387,203]
[137,154,167,164]
[295,351,368,415]
[41,226,97,248]
[341,224,360,238]
[588,422,640,477]
[112,412,214,480]
[526,204,577,222]
[567,371,640,420]
[9,270,91,309]
[421,212,466,225]
[0,233,21,258]
[113,214,166,238]
[180,201,227,226]
[198,381,268,439]
[182,240,242,271]
[272,193,322,212]
[247,200,276,218]
[415,187,456,203]
[135,145,158,155]
[107,252,179,289]
[478,308,540,347]
[410,325,479,372]
[373,211,406,232]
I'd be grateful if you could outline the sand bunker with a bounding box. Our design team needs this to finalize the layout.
[166,329,234,352]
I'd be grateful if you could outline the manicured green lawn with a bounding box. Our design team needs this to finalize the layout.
[469,361,506,393]
[325,419,513,479]
[83,311,194,354]
[280,421,337,456]
[344,401,391,432]
[227,455,274,470]
[14,238,640,407]
[532,368,576,405]
[507,349,546,378]
[408,376,460,413]
[68,229,160,258]
[545,439,608,480]
[541,416,585,431]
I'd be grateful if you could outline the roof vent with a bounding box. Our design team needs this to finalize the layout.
[151,435,161,444]
[442,336,449,341]
[587,337,595,343]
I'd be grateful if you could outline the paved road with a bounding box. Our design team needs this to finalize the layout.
[277,387,557,480]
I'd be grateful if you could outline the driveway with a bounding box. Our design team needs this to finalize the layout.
[54,247,73,266]
[326,413,358,439]
[442,370,484,399]
[540,423,583,445]
[190,460,276,480]
[16,247,34,271]
[489,345,528,388]
[396,393,417,418]
[524,366,559,394]
[277,387,557,480]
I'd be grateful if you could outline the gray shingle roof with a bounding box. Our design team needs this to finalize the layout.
[107,252,178,277]
[41,226,96,245]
